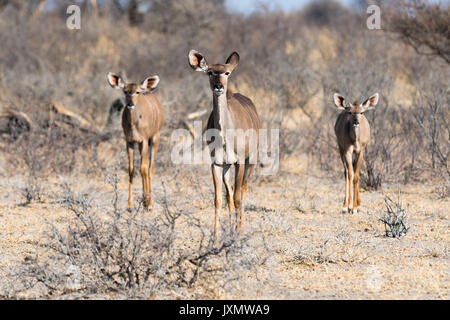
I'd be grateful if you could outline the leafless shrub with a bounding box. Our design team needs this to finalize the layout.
[379,193,409,238]
[5,163,266,298]
[302,0,360,30]
[20,174,44,206]
[411,90,449,178]
[386,0,450,64]
[360,103,399,190]
[434,183,449,200]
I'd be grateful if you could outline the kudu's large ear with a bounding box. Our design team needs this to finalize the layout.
[225,51,240,71]
[361,93,379,112]
[188,50,209,72]
[140,75,160,91]
[107,72,125,89]
[333,93,347,110]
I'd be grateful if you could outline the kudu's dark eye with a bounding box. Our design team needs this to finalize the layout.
[225,72,230,76]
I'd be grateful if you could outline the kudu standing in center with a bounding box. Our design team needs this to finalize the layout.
[188,50,261,241]
[333,93,379,214]
[107,73,164,210]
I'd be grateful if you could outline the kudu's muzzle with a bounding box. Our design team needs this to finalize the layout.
[213,84,225,95]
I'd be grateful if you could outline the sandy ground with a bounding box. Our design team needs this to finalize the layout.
[0,157,448,299]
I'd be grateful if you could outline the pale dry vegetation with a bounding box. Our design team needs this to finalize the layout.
[0,0,448,299]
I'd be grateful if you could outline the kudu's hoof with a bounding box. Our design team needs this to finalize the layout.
[142,194,152,210]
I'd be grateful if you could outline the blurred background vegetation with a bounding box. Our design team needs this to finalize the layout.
[0,0,448,189]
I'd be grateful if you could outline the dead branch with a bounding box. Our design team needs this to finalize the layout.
[50,101,97,131]
[0,107,34,134]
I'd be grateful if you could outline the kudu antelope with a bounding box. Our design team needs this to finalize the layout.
[333,93,379,213]
[188,50,261,241]
[107,73,164,210]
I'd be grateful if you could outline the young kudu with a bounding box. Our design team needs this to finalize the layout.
[188,50,261,241]
[107,73,164,210]
[333,93,379,214]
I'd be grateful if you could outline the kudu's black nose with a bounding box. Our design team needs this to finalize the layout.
[214,84,224,90]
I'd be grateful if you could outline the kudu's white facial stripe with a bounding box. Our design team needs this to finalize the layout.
[125,92,138,109]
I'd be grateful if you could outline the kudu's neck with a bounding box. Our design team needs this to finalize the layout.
[351,125,360,140]
[124,107,133,123]
[124,105,140,126]
[350,125,361,152]
[124,95,147,125]
[212,91,234,131]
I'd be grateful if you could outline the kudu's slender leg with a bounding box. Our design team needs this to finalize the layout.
[353,151,364,212]
[242,163,255,201]
[357,153,364,207]
[212,164,223,243]
[340,149,349,213]
[127,142,135,210]
[344,151,355,213]
[148,132,161,208]
[240,162,255,229]
[139,140,150,209]
[223,164,234,227]
[234,163,245,231]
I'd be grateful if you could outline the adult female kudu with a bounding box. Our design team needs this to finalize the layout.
[188,50,261,241]
[107,73,164,210]
[333,93,379,213]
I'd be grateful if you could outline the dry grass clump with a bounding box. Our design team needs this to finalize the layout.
[287,230,371,268]
[379,194,409,238]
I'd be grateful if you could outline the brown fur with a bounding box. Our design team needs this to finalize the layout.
[189,50,261,241]
[333,93,379,213]
[107,73,164,210]
[206,91,261,159]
